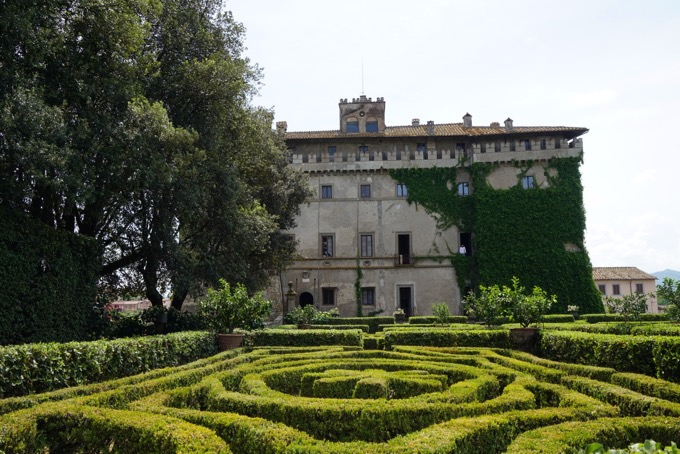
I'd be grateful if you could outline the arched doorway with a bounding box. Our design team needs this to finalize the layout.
[299,292,314,307]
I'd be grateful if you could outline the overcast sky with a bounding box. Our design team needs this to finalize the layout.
[228,0,680,274]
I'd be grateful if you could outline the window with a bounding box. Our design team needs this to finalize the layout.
[360,234,373,257]
[416,142,426,152]
[346,121,359,133]
[555,138,561,149]
[322,288,336,306]
[358,145,368,153]
[494,142,501,152]
[360,184,371,198]
[321,235,334,257]
[598,284,606,295]
[366,121,378,132]
[522,176,535,190]
[509,140,516,151]
[321,185,333,199]
[328,146,336,162]
[457,182,469,196]
[523,140,532,151]
[361,288,375,306]
[396,183,408,197]
[613,284,620,295]
[636,283,644,294]
[540,139,547,150]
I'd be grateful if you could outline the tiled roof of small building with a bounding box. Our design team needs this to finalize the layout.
[285,123,588,140]
[592,267,657,281]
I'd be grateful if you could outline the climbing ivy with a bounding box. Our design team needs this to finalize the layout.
[390,157,603,314]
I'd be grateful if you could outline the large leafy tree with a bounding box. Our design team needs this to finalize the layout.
[1,0,310,313]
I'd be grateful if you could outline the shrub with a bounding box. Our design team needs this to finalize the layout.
[285,305,331,325]
[604,293,650,323]
[408,316,469,325]
[246,329,363,347]
[197,280,271,334]
[432,302,452,325]
[0,331,217,397]
[383,328,511,350]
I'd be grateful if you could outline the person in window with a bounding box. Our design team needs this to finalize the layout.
[459,244,467,255]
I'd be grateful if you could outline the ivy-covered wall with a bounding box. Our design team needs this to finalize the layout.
[0,208,100,345]
[390,157,603,314]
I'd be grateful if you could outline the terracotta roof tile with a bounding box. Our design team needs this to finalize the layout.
[285,123,588,140]
[592,267,657,281]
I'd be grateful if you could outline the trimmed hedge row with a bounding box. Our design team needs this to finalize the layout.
[544,322,680,336]
[407,316,469,325]
[246,329,363,347]
[315,317,394,333]
[538,330,680,382]
[0,402,230,453]
[582,313,669,323]
[507,416,680,453]
[307,324,369,332]
[383,328,511,350]
[0,331,217,398]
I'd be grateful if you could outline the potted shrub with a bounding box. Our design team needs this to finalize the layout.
[198,279,271,350]
[286,305,330,328]
[463,285,508,327]
[505,277,555,352]
[393,308,407,324]
[432,302,452,326]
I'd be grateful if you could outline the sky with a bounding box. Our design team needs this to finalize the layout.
[227,0,680,274]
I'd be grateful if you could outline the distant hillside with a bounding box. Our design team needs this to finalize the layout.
[652,269,680,284]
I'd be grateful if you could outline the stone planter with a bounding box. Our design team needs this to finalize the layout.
[216,333,245,351]
[394,313,407,324]
[509,327,539,353]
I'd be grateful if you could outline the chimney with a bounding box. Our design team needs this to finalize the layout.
[427,120,435,135]
[504,118,513,132]
[276,121,288,133]
[490,122,500,128]
[463,113,472,128]
[412,118,420,126]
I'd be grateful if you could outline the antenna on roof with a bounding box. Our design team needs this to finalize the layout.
[361,59,364,95]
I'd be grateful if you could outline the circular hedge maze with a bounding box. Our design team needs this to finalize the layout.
[1,346,680,453]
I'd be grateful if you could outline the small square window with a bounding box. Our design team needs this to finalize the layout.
[322,288,336,306]
[346,121,359,133]
[359,145,368,153]
[366,121,378,132]
[523,140,532,151]
[396,183,408,197]
[360,184,371,198]
[416,143,426,152]
[361,288,375,306]
[321,185,333,199]
[522,176,535,190]
[321,235,334,257]
[613,284,620,295]
[457,182,469,196]
[360,234,373,257]
[598,284,606,295]
[328,146,336,162]
[636,283,644,294]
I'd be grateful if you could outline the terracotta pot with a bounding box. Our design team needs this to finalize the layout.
[216,333,244,351]
[509,327,538,352]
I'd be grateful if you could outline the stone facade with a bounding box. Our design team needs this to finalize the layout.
[268,95,587,319]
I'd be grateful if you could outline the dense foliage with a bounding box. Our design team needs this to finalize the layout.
[390,157,603,314]
[0,0,310,343]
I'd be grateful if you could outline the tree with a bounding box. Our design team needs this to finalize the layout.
[1,0,311,324]
[657,278,680,322]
